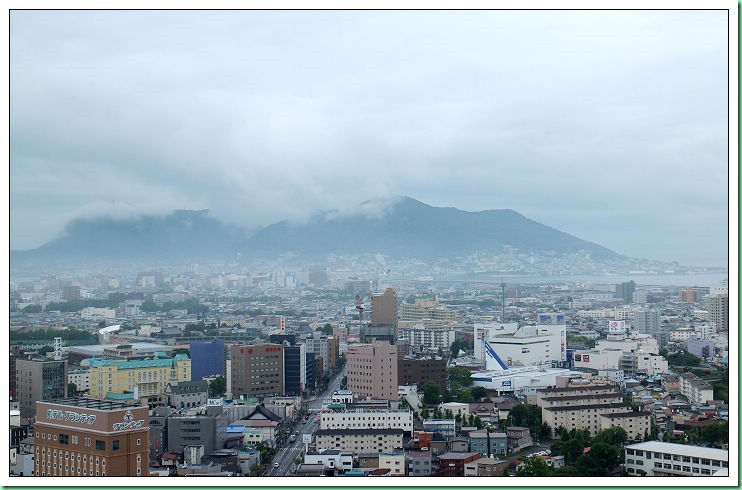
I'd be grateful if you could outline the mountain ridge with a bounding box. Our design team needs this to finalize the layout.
[11,196,621,264]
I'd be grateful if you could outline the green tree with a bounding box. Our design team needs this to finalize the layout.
[68,383,78,396]
[320,323,334,335]
[471,386,488,401]
[458,389,474,403]
[700,422,729,446]
[448,367,473,387]
[420,407,430,419]
[516,457,554,477]
[172,347,190,356]
[21,304,42,313]
[591,426,627,447]
[209,376,227,397]
[423,381,442,406]
[576,442,622,476]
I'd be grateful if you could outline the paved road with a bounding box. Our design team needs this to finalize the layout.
[265,367,346,476]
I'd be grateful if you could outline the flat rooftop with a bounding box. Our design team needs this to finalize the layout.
[38,397,138,411]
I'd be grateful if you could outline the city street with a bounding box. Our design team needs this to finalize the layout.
[265,367,346,476]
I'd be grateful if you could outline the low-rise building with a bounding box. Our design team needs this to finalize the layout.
[506,426,533,452]
[624,441,728,476]
[304,449,354,472]
[422,419,456,438]
[464,457,508,476]
[406,450,434,476]
[468,430,508,456]
[164,380,209,408]
[436,452,481,477]
[378,452,405,476]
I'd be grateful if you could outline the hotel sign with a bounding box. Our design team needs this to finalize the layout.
[112,410,146,431]
[47,409,96,425]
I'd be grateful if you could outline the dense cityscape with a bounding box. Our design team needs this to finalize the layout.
[8,258,730,479]
[9,6,733,485]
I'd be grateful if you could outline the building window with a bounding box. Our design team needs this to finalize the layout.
[95,440,105,451]
[112,440,120,451]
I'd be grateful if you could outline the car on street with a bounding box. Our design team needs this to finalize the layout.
[274,462,280,468]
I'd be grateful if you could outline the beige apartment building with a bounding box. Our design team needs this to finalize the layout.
[599,411,652,441]
[531,384,619,407]
[399,299,456,323]
[542,403,633,437]
[346,341,398,400]
[314,428,404,454]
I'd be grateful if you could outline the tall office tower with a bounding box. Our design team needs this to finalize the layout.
[372,288,398,327]
[190,340,225,381]
[346,340,398,400]
[283,344,304,396]
[305,352,316,391]
[62,286,81,301]
[16,358,68,419]
[10,347,24,403]
[35,398,150,477]
[708,294,729,332]
[677,288,698,303]
[230,344,285,398]
[615,281,636,303]
[634,308,661,336]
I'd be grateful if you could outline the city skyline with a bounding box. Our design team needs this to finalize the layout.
[9,8,734,267]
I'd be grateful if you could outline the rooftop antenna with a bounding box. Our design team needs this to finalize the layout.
[500,282,506,323]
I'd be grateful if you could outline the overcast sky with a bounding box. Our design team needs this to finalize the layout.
[9,9,731,266]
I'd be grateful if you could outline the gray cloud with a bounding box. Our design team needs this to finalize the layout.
[9,10,730,266]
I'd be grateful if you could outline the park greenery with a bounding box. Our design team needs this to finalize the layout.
[517,427,628,477]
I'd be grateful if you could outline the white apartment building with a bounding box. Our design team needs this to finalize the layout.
[576,309,614,319]
[303,450,354,471]
[397,325,456,352]
[599,411,652,441]
[314,428,404,454]
[67,366,91,392]
[679,372,714,405]
[624,441,729,476]
[573,348,625,371]
[636,353,669,376]
[614,307,639,321]
[669,328,695,342]
[319,409,413,433]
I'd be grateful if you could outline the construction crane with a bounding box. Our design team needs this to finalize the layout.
[355,294,365,321]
